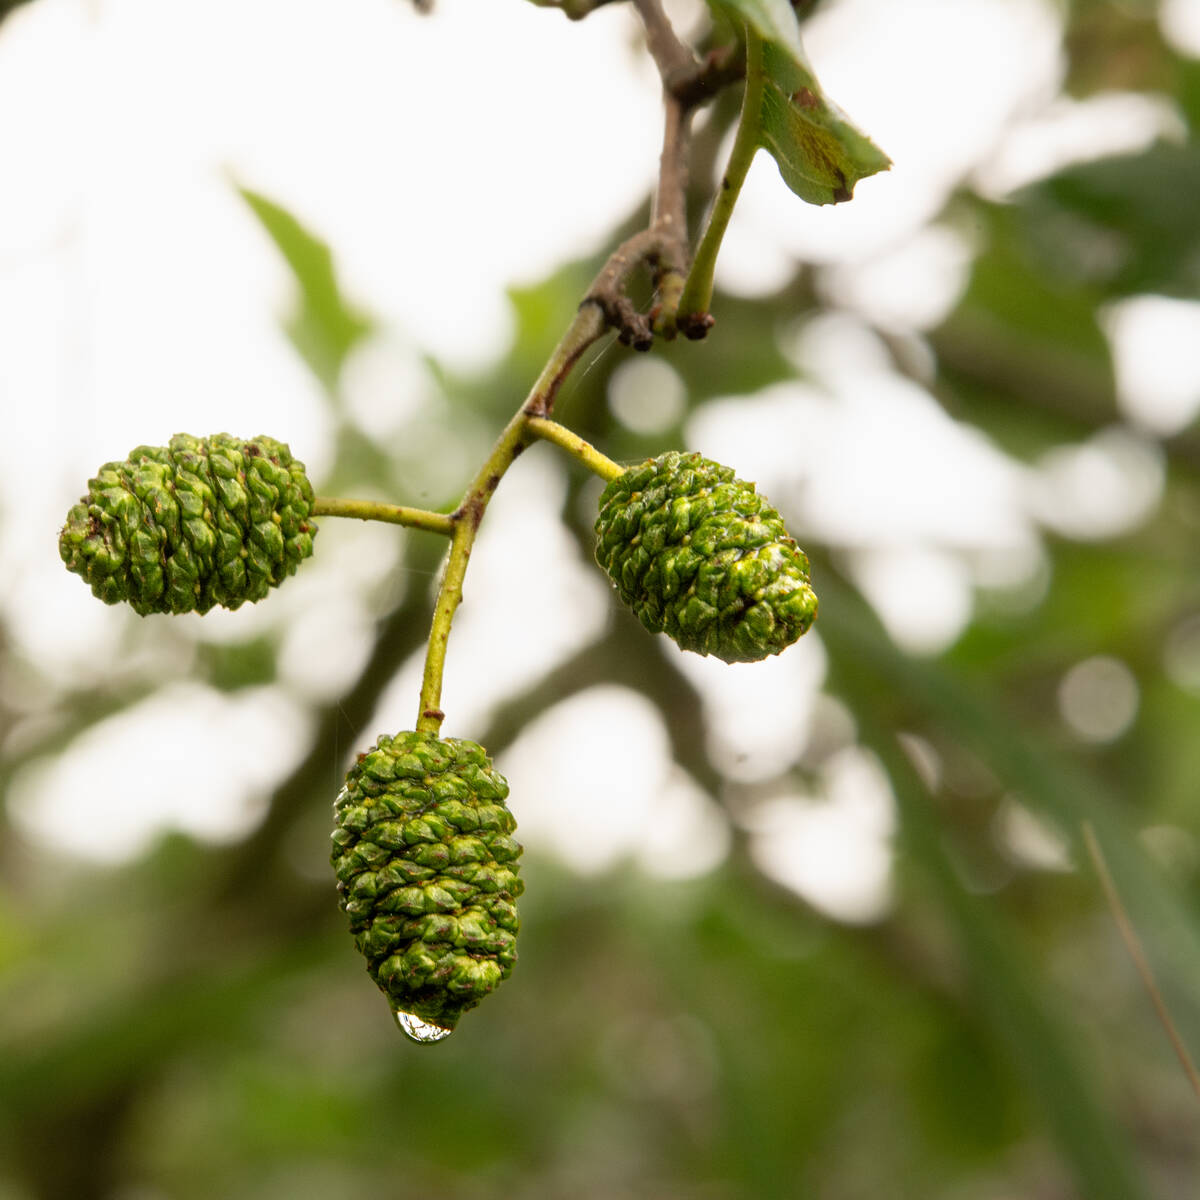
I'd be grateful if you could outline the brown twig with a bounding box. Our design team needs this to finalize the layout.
[645,92,693,337]
[582,228,658,351]
[671,44,745,109]
[581,0,743,347]
[633,0,744,107]
[631,0,696,82]
[583,87,693,345]
[586,0,697,343]
[652,95,689,246]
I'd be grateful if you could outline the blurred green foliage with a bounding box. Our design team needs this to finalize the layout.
[4,2,1200,1198]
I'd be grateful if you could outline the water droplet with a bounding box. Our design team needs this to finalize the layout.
[394,1010,453,1044]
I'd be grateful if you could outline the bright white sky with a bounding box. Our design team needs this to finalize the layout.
[2,0,1199,921]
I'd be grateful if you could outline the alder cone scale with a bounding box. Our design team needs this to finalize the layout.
[595,450,818,663]
[331,731,523,1030]
[58,433,317,615]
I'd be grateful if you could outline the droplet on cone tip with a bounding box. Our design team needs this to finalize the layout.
[394,1009,453,1044]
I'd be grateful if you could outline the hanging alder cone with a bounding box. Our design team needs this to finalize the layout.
[594,450,818,663]
[59,433,317,615]
[331,730,523,1036]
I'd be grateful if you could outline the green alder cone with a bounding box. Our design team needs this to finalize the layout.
[59,433,317,616]
[331,730,523,1032]
[594,450,818,663]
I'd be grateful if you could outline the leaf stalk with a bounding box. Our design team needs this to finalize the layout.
[677,25,765,326]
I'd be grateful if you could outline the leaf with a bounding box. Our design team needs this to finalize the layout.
[758,42,891,205]
[707,5,890,205]
[237,185,373,394]
[707,0,806,65]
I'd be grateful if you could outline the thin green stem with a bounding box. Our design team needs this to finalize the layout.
[526,417,624,482]
[414,304,610,734]
[677,25,764,324]
[312,496,455,537]
[416,519,474,734]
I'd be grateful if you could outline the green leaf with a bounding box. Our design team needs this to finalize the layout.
[708,5,890,205]
[707,0,806,65]
[237,185,373,394]
[758,42,891,205]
